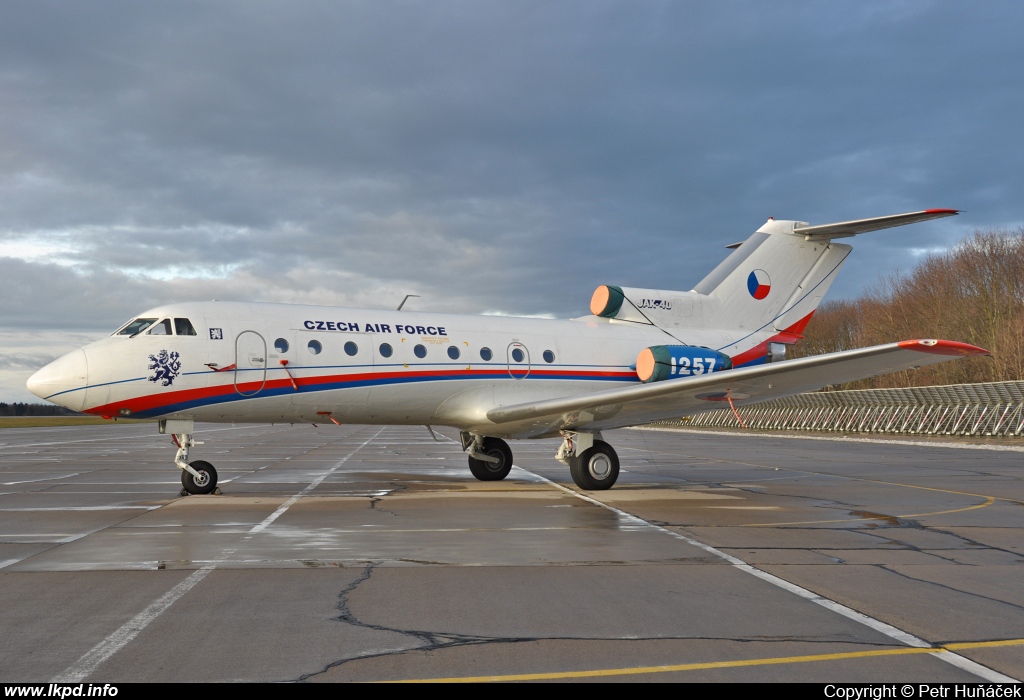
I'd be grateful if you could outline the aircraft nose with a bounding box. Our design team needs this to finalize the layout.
[26,349,89,412]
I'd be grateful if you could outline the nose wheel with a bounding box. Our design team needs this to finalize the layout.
[181,460,219,495]
[165,421,221,496]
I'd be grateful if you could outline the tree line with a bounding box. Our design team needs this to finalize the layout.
[790,227,1024,389]
[0,402,81,416]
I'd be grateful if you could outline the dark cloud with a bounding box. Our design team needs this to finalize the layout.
[1,1,1022,400]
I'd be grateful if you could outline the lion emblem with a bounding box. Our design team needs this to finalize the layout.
[148,350,182,386]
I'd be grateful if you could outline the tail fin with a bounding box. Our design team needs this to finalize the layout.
[694,209,957,335]
[694,219,850,335]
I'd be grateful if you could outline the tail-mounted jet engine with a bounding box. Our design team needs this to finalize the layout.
[635,345,733,383]
[591,285,629,318]
[590,284,701,327]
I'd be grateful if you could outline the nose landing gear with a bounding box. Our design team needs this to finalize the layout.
[180,458,219,496]
[161,419,220,496]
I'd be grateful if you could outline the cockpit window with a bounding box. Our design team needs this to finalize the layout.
[147,319,172,335]
[174,318,197,336]
[116,318,157,336]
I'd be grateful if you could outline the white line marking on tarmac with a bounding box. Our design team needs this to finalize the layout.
[0,558,22,569]
[51,567,215,683]
[0,534,90,543]
[643,426,1024,453]
[51,426,385,683]
[930,650,1018,680]
[2,474,81,485]
[10,424,273,449]
[514,466,1019,683]
[0,506,158,512]
[246,428,385,535]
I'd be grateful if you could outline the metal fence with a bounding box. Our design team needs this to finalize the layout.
[676,381,1024,437]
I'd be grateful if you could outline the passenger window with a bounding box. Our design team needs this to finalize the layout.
[511,348,525,363]
[116,318,157,336]
[447,346,460,360]
[414,344,427,359]
[147,319,172,335]
[174,318,197,336]
[379,343,393,358]
[480,347,493,361]
[274,338,289,353]
[543,350,555,363]
[308,340,322,355]
[344,341,358,356]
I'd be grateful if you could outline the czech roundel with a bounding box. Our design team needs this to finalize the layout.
[747,269,771,300]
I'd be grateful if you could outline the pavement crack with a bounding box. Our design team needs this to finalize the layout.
[294,561,911,682]
[880,565,1024,613]
[367,497,397,516]
[926,525,1024,558]
[367,483,404,516]
[296,563,531,681]
[293,631,904,682]
[317,564,524,667]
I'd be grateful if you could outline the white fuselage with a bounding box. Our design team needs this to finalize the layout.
[29,300,780,439]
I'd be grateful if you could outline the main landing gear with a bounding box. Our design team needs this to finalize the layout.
[557,431,620,490]
[161,419,220,496]
[461,430,621,490]
[460,432,513,481]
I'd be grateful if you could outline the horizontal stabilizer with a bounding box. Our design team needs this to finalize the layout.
[794,209,958,241]
[486,339,987,432]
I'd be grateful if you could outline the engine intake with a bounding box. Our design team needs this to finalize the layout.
[636,345,733,383]
[590,285,625,317]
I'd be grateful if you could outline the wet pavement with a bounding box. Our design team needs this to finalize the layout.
[0,421,1022,682]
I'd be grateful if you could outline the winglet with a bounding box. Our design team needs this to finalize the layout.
[897,339,989,356]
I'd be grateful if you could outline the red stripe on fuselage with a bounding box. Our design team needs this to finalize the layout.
[82,367,638,417]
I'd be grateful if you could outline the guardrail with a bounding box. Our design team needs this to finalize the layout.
[676,381,1024,437]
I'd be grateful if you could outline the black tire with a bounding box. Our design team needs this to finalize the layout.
[467,437,513,481]
[569,441,619,490]
[181,460,218,495]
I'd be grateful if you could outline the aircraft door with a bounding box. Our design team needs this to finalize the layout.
[507,342,531,379]
[235,331,267,396]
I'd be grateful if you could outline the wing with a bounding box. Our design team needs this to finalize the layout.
[486,340,987,436]
[793,209,958,241]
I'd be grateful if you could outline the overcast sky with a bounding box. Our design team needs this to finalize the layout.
[2,1,1022,402]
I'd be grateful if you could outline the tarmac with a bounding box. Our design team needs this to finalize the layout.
[1,421,1022,682]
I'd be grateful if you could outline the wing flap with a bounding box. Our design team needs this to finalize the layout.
[794,209,958,241]
[486,340,987,431]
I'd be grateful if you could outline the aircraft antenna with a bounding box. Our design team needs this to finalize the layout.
[397,294,420,311]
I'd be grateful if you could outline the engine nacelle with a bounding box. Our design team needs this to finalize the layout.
[636,345,733,383]
[590,285,700,327]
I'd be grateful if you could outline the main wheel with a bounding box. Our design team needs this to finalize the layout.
[181,460,218,495]
[569,441,619,490]
[467,437,513,481]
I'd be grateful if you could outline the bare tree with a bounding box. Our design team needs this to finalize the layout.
[791,228,1024,388]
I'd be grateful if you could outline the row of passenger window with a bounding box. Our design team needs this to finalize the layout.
[114,319,555,364]
[273,337,556,363]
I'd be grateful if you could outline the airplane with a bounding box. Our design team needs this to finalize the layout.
[26,209,987,495]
